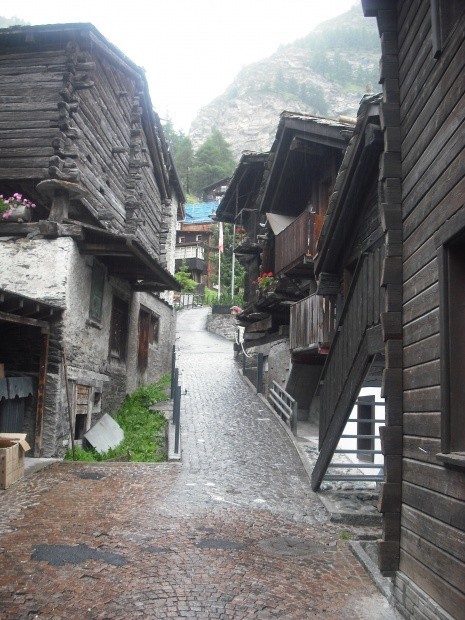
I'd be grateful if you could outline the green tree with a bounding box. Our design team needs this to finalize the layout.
[174,263,198,292]
[190,129,236,198]
[209,223,245,304]
[162,119,194,195]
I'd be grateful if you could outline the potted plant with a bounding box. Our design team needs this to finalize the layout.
[0,193,36,222]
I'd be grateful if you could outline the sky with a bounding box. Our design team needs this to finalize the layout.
[2,0,358,133]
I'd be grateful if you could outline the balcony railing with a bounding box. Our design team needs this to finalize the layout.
[175,244,205,261]
[290,293,337,354]
[274,210,323,275]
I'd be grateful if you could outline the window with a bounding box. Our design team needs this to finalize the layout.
[439,231,465,466]
[178,236,185,243]
[89,261,105,322]
[109,296,129,361]
[196,234,203,242]
[431,0,465,58]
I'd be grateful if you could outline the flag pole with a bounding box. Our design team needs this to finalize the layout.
[218,221,223,301]
[231,224,236,300]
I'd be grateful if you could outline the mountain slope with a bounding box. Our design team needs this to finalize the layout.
[189,4,380,159]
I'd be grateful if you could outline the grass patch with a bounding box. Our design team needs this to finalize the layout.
[65,376,171,462]
[339,530,351,541]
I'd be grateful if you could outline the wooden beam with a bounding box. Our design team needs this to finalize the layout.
[0,310,49,331]
[34,332,49,457]
[79,242,132,256]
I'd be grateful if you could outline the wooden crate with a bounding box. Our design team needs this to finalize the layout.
[0,434,30,490]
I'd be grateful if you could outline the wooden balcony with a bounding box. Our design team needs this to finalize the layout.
[290,293,336,355]
[274,210,324,276]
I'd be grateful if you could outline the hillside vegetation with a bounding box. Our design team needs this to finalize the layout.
[189,4,380,159]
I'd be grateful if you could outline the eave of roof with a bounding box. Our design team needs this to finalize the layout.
[216,152,268,223]
[315,94,383,275]
[77,225,181,292]
[258,114,354,214]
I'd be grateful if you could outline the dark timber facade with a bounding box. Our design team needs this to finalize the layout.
[362,1,465,618]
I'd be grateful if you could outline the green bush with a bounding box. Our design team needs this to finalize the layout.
[65,376,171,462]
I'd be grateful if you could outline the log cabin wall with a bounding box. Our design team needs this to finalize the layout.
[0,26,168,265]
[68,37,165,261]
[0,44,64,189]
[363,0,465,617]
[398,1,465,617]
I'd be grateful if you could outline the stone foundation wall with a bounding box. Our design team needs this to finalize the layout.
[393,572,455,620]
[207,312,237,341]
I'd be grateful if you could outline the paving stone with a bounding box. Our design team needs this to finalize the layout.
[0,307,401,619]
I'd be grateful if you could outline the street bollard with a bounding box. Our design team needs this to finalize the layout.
[170,346,176,399]
[257,353,264,394]
[174,384,181,454]
[172,369,179,425]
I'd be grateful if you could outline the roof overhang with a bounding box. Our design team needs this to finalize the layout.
[259,114,353,216]
[216,153,268,223]
[78,226,181,292]
[315,96,383,276]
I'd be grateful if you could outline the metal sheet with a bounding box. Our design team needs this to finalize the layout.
[83,414,124,454]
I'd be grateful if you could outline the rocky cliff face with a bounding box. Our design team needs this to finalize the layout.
[189,5,380,160]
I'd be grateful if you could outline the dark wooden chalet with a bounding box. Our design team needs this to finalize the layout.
[358,1,465,618]
[0,23,184,457]
[309,93,390,487]
[219,114,353,349]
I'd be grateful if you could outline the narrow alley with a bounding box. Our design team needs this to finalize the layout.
[0,307,400,619]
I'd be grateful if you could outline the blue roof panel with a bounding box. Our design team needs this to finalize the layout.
[183,201,219,223]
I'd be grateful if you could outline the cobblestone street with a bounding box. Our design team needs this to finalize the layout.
[0,307,400,619]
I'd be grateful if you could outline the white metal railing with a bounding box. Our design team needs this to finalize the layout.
[269,381,298,435]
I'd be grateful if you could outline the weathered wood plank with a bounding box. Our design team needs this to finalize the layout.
[403,412,440,437]
[383,512,401,543]
[381,311,402,340]
[403,359,439,390]
[403,308,439,346]
[0,167,48,179]
[402,481,465,530]
[403,282,438,325]
[378,481,401,512]
[380,425,402,455]
[403,258,437,304]
[399,552,465,620]
[403,436,441,463]
[403,459,465,501]
[404,151,465,244]
[403,386,440,413]
[400,527,465,594]
[378,539,399,574]
[402,504,465,564]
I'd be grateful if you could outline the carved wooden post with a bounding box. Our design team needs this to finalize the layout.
[36,179,87,223]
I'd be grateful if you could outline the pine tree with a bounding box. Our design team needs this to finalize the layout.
[190,129,236,198]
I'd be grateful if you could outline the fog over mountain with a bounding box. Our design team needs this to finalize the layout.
[189,4,380,159]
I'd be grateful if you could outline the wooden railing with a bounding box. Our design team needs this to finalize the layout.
[290,294,337,353]
[274,210,323,275]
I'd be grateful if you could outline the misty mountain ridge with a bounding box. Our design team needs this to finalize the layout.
[189,4,380,159]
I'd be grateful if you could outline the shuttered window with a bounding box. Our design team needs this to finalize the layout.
[89,262,105,322]
[109,296,129,361]
[439,233,465,463]
[138,308,160,371]
[138,309,150,371]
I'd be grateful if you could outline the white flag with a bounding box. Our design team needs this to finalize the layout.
[218,222,224,253]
